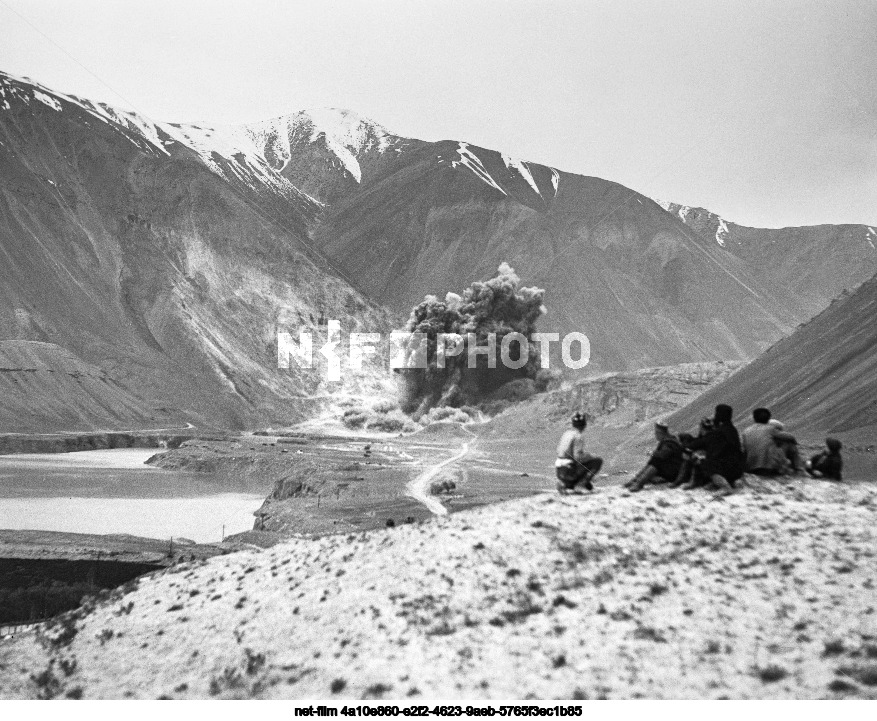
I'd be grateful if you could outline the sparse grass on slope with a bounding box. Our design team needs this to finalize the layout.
[1,477,875,700]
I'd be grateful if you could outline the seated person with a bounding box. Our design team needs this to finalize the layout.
[806,438,843,481]
[555,412,603,494]
[768,419,805,473]
[741,408,797,475]
[673,421,712,489]
[683,404,743,496]
[626,423,683,492]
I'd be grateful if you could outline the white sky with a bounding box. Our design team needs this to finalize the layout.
[1,0,875,228]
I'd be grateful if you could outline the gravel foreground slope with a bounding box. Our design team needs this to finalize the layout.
[2,478,876,700]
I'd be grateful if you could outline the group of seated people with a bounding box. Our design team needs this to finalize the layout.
[624,404,844,494]
[555,404,845,495]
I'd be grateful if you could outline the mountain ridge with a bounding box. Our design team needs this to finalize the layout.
[2,68,875,430]
[0,70,392,431]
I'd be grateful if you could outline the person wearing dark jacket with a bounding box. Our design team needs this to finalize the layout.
[627,423,684,492]
[672,420,713,489]
[806,438,843,481]
[683,404,743,496]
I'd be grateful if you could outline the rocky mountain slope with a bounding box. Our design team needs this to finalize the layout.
[658,201,877,317]
[0,341,167,433]
[312,140,811,372]
[0,72,392,430]
[669,271,877,444]
[1,478,875,699]
[2,69,875,431]
[251,115,875,375]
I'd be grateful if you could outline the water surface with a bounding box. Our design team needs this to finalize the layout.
[0,449,267,543]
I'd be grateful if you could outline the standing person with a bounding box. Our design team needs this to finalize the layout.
[555,412,603,494]
[806,438,844,481]
[683,404,743,496]
[741,408,794,475]
[626,423,683,492]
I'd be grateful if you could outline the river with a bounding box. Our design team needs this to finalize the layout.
[0,449,267,543]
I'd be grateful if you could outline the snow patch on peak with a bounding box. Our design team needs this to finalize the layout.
[303,108,393,152]
[715,218,730,247]
[247,108,397,183]
[450,143,507,196]
[656,199,694,223]
[867,226,876,249]
[653,199,674,212]
[501,153,541,197]
[549,168,560,197]
[33,90,62,112]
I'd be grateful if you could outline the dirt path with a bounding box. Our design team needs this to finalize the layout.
[406,437,474,516]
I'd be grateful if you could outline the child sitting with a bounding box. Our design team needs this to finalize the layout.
[806,438,843,481]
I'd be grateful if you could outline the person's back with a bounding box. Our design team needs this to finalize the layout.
[741,408,788,474]
[555,413,602,493]
[769,419,804,473]
[686,404,743,493]
[556,427,585,462]
[649,433,683,481]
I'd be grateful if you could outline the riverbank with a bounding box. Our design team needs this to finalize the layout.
[0,430,201,456]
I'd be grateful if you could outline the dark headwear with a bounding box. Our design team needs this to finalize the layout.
[655,423,669,434]
[826,438,842,453]
[571,412,587,429]
[714,404,733,424]
[753,407,771,424]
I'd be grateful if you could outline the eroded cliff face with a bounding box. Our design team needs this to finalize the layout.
[0,73,393,430]
[657,201,877,317]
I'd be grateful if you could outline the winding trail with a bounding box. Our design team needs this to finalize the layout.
[406,434,475,516]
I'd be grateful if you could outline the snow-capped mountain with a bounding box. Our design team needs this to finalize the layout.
[657,200,877,315]
[0,71,390,430]
[2,68,875,428]
[312,137,816,372]
[0,71,319,224]
[245,108,419,205]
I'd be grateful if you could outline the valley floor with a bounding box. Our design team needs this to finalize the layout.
[1,475,875,699]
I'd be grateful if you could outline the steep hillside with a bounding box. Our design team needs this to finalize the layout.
[669,272,877,443]
[0,341,166,433]
[658,201,877,316]
[0,72,392,430]
[313,140,811,372]
[245,109,422,206]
